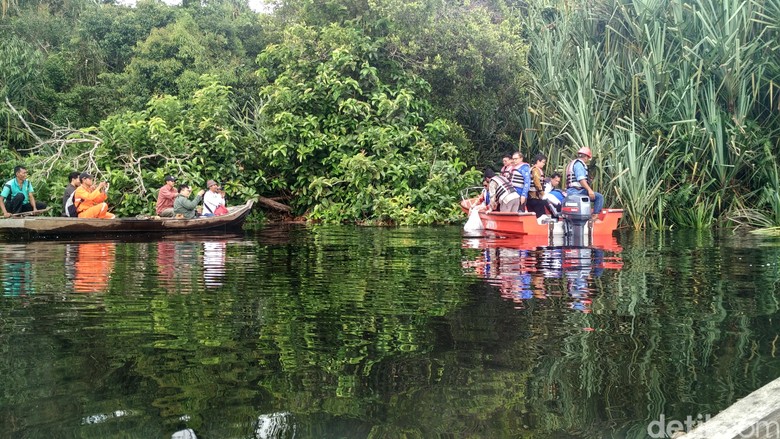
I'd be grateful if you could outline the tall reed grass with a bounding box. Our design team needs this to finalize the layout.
[521,0,780,229]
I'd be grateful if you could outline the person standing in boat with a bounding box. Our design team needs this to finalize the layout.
[484,168,520,213]
[202,180,226,216]
[500,155,513,178]
[63,171,80,217]
[0,165,47,217]
[526,153,548,218]
[74,172,115,219]
[173,184,205,219]
[155,175,178,217]
[509,152,531,211]
[565,147,604,217]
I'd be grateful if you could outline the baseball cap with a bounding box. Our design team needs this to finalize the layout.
[164,175,177,182]
[79,172,93,180]
[206,180,218,188]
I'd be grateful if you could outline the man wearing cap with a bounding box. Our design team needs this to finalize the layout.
[202,179,226,216]
[74,172,114,219]
[0,165,47,217]
[156,175,178,217]
[565,146,604,216]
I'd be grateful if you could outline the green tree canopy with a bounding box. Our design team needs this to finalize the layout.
[249,24,478,224]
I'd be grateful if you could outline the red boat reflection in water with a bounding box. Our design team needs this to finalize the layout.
[462,233,623,312]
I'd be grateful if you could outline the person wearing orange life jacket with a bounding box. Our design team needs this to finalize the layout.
[485,167,520,213]
[565,147,604,216]
[509,151,531,211]
[74,172,115,219]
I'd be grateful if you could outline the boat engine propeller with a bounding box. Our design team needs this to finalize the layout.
[560,193,592,247]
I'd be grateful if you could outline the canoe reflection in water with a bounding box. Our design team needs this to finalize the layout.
[203,241,227,289]
[72,242,116,293]
[155,240,228,291]
[1,244,34,297]
[462,235,623,312]
[156,241,202,292]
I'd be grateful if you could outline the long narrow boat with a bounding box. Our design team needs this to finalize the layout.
[460,192,623,237]
[0,200,254,237]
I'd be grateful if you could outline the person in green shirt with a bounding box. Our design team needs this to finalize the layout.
[173,184,205,219]
[0,166,47,217]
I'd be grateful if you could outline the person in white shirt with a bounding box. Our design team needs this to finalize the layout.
[202,179,226,216]
[543,172,565,216]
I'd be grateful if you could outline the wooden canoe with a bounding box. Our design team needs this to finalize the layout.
[0,200,254,237]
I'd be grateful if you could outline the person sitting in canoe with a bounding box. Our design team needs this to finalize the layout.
[155,175,178,218]
[63,171,81,217]
[484,167,520,213]
[173,184,205,219]
[74,172,115,219]
[0,165,47,217]
[202,180,227,216]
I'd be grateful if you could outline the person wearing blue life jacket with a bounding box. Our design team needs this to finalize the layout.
[509,151,531,211]
[565,147,604,216]
[0,166,47,217]
[543,172,566,217]
[475,175,490,209]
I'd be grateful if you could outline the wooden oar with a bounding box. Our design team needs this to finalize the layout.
[9,206,52,218]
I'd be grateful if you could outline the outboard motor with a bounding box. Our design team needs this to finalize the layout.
[560,193,592,246]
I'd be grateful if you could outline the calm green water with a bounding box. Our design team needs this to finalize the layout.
[1,226,780,438]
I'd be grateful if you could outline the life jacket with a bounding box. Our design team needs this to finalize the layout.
[528,167,544,195]
[500,165,512,178]
[490,175,515,202]
[565,158,590,189]
[511,163,530,190]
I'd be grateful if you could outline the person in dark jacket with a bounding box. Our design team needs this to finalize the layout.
[63,171,81,217]
[173,184,205,219]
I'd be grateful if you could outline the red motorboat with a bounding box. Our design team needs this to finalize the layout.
[460,188,623,239]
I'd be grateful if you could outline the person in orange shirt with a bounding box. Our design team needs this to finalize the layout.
[74,172,115,219]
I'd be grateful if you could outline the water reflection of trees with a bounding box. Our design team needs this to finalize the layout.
[2,230,780,437]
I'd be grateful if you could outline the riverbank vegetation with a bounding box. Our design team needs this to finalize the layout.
[1,0,779,228]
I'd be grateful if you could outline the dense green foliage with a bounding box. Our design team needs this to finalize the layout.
[2,0,780,227]
[250,24,476,224]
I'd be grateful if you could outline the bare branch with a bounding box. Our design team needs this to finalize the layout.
[5,97,42,144]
